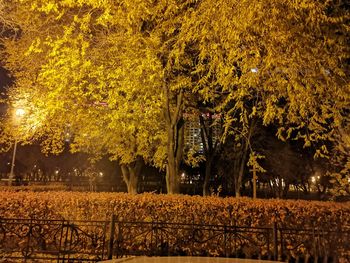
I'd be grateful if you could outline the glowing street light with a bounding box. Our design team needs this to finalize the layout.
[9,108,25,186]
[15,108,25,117]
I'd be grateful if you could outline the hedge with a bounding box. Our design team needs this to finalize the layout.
[1,191,349,230]
[1,191,350,260]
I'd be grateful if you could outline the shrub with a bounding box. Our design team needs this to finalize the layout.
[1,191,349,260]
[1,191,349,229]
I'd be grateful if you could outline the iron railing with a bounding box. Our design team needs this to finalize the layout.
[111,219,274,259]
[1,217,349,262]
[0,218,108,262]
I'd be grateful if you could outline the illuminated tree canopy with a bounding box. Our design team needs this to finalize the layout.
[1,0,349,194]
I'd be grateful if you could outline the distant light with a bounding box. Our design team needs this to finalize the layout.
[99,172,103,177]
[181,173,185,179]
[251,68,258,73]
[65,132,71,142]
[15,108,25,117]
[311,176,316,183]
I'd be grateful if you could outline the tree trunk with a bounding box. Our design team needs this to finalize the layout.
[235,119,257,197]
[127,169,139,195]
[203,159,212,196]
[166,156,179,194]
[234,160,243,198]
[199,112,221,196]
[120,158,143,194]
[164,82,184,194]
[234,141,249,197]
[235,160,245,198]
[252,164,257,199]
[282,183,290,198]
[235,178,242,197]
[278,178,283,198]
[166,120,184,194]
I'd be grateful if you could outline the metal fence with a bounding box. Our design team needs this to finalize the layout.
[1,217,349,262]
[0,218,108,262]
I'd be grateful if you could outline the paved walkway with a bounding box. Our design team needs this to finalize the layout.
[101,256,279,263]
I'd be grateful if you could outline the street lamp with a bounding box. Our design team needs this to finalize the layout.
[9,108,25,186]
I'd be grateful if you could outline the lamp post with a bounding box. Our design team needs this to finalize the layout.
[9,108,25,186]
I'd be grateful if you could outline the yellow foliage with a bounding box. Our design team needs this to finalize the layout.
[1,0,349,194]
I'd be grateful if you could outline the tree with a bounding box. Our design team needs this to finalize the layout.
[199,111,222,196]
[177,0,349,194]
[2,0,349,196]
[329,126,350,197]
[1,0,167,194]
[257,130,309,198]
[216,117,258,197]
[3,0,219,194]
[0,0,17,39]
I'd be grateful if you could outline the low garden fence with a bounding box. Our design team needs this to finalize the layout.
[0,216,349,262]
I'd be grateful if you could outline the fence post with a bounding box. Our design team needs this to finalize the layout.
[273,222,278,261]
[225,225,230,258]
[107,214,116,260]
